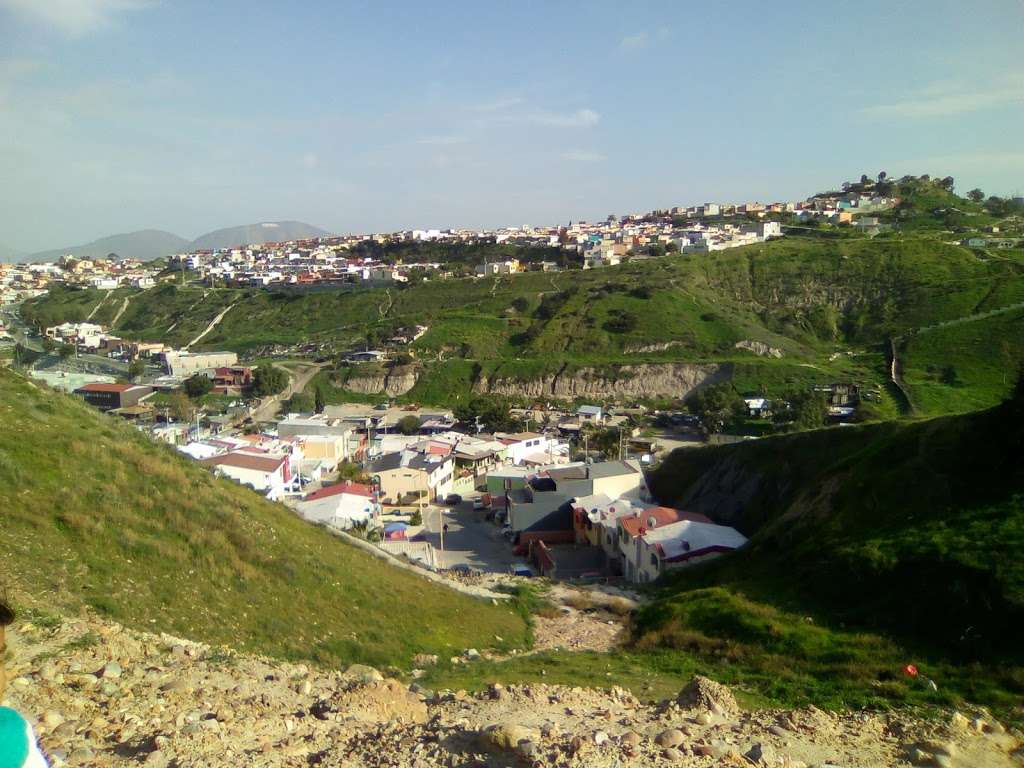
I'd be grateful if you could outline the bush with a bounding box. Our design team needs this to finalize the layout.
[286,392,315,412]
[252,365,289,397]
[397,415,422,435]
[603,310,639,334]
[183,374,213,399]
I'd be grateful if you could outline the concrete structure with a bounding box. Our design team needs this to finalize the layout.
[163,350,238,377]
[73,382,153,411]
[368,450,455,504]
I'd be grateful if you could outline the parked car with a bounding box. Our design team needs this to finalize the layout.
[509,564,534,578]
[472,497,488,511]
[449,563,480,577]
[444,493,462,506]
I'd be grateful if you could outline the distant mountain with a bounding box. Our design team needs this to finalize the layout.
[20,220,333,264]
[190,221,331,251]
[25,230,190,263]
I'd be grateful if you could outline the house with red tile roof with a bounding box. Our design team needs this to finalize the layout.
[616,508,746,584]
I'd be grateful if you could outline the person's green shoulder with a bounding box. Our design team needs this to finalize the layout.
[0,706,30,768]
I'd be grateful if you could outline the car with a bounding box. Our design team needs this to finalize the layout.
[509,564,534,578]
[450,563,480,577]
[444,493,462,506]
[472,497,488,511]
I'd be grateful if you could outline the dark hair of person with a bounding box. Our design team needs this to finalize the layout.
[0,594,13,626]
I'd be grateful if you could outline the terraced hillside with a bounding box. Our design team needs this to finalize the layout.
[21,178,1024,415]
[0,367,528,667]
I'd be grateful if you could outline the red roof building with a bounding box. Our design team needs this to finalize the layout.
[303,481,374,502]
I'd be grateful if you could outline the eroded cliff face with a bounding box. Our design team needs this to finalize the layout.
[343,367,419,396]
[475,362,730,400]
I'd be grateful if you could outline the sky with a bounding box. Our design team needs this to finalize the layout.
[1,0,1022,253]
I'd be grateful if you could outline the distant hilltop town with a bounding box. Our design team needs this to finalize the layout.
[0,173,956,299]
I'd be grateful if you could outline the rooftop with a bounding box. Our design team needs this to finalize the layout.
[304,481,374,501]
[201,451,286,473]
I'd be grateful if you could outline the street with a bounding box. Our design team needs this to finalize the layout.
[419,496,519,573]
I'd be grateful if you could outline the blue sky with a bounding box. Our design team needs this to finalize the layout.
[1,0,1022,252]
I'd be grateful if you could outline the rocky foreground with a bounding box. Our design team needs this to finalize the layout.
[3,614,1022,768]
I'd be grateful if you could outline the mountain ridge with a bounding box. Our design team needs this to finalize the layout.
[18,220,332,263]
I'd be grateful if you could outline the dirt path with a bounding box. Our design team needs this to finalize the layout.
[184,301,237,349]
[84,291,112,321]
[108,296,131,328]
[250,362,324,422]
[378,288,393,320]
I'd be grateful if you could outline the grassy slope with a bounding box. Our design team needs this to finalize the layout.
[0,368,527,667]
[637,389,1024,714]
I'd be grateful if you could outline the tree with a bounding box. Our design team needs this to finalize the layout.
[860,174,870,185]
[396,415,422,435]
[128,359,145,381]
[168,391,194,422]
[648,242,666,258]
[286,392,315,412]
[877,171,888,183]
[968,188,985,203]
[665,241,679,253]
[939,176,955,192]
[252,365,289,397]
[785,390,829,431]
[183,373,213,399]
[314,385,325,414]
[510,296,530,313]
[685,383,745,433]
[454,396,519,433]
[58,344,75,360]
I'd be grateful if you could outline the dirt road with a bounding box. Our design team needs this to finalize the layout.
[251,362,325,422]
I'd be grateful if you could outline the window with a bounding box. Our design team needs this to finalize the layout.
[650,553,658,567]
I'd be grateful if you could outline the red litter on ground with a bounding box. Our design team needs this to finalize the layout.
[904,664,919,677]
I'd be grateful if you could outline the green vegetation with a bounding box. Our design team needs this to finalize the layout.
[21,179,1024,420]
[639,382,1024,717]
[252,364,288,396]
[0,368,527,667]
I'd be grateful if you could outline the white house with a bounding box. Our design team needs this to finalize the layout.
[496,432,564,465]
[295,481,380,530]
[201,451,292,500]
[576,405,605,423]
[633,519,748,583]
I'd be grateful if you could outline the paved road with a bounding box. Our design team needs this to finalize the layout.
[420,496,518,573]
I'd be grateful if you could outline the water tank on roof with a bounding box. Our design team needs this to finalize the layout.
[647,516,657,528]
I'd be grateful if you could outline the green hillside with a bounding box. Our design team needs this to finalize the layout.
[20,180,1024,416]
[639,382,1024,708]
[0,368,527,666]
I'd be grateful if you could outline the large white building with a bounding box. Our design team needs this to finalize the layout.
[163,350,238,377]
